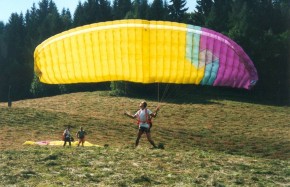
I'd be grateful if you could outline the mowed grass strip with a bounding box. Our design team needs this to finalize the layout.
[0,146,289,186]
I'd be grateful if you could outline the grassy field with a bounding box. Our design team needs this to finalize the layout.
[0,91,289,186]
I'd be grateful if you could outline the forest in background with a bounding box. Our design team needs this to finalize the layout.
[0,0,289,105]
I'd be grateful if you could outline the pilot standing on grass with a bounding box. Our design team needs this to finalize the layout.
[124,101,159,148]
[63,126,72,147]
[76,127,87,147]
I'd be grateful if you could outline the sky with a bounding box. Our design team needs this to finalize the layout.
[0,0,196,24]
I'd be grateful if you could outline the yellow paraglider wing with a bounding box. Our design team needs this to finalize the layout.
[34,19,258,89]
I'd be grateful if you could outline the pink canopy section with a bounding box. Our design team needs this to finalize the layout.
[198,27,258,89]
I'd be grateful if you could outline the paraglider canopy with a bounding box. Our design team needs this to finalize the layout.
[34,19,258,89]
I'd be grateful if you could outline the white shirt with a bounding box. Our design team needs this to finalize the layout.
[134,109,152,128]
[64,129,70,138]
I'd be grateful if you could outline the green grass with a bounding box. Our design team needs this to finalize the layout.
[0,91,289,186]
[0,146,289,186]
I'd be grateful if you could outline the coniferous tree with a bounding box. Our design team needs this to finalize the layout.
[25,4,41,46]
[228,0,252,46]
[271,1,288,33]
[29,0,67,97]
[168,0,188,22]
[0,22,6,63]
[6,14,26,63]
[123,0,141,19]
[4,13,33,99]
[112,0,132,19]
[186,12,195,25]
[149,0,166,20]
[277,0,290,103]
[60,8,73,30]
[112,0,118,19]
[36,0,62,39]
[98,0,113,21]
[163,0,171,20]
[0,22,7,101]
[227,0,289,103]
[73,2,86,26]
[24,4,40,99]
[139,0,150,19]
[256,0,290,103]
[205,0,231,32]
[192,0,213,26]
[129,0,141,19]
[83,0,99,24]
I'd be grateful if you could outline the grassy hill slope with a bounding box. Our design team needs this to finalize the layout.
[0,91,289,186]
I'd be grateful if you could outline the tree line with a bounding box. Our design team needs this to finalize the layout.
[0,0,289,104]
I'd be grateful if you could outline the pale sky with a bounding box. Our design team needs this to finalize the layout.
[0,0,196,24]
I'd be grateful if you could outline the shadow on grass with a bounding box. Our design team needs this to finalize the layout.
[164,127,290,160]
[113,83,289,106]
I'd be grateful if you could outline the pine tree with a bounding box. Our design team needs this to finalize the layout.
[60,8,72,30]
[98,0,113,21]
[0,22,6,61]
[29,0,67,97]
[6,13,26,65]
[149,0,166,20]
[36,0,63,39]
[83,0,99,24]
[168,0,188,22]
[73,2,86,26]
[205,0,231,32]
[192,0,213,26]
[112,0,132,19]
[5,13,33,99]
[139,0,150,19]
[128,0,142,19]
[0,21,7,100]
[228,0,251,44]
